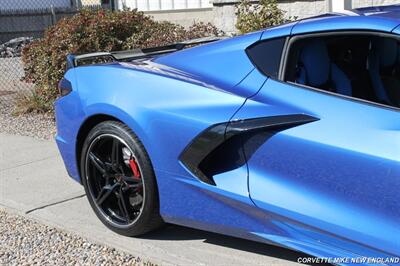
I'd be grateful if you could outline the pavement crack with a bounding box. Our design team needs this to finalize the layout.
[0,154,59,172]
[25,194,85,214]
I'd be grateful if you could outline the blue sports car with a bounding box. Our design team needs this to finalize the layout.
[56,5,400,264]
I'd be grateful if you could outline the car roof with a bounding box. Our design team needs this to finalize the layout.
[289,5,400,36]
[352,4,400,19]
[309,4,400,21]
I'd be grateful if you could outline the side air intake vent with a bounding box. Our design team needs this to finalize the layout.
[179,114,319,185]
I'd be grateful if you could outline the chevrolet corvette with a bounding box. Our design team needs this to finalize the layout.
[55,5,400,264]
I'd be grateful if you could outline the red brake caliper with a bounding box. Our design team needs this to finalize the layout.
[129,158,141,179]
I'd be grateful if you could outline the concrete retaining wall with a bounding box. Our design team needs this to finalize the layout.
[213,0,399,34]
[351,0,400,7]
[145,8,214,28]
[213,0,329,34]
[279,0,328,19]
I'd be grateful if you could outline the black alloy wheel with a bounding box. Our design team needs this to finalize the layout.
[81,121,163,236]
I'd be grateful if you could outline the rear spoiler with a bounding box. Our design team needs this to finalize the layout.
[66,36,222,70]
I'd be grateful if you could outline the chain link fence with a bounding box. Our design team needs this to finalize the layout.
[0,0,214,110]
[0,0,102,110]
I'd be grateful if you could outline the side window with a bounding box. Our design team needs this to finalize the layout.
[285,34,400,109]
[246,38,286,79]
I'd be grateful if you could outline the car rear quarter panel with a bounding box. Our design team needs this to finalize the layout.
[55,63,250,182]
[54,62,274,241]
[155,31,262,98]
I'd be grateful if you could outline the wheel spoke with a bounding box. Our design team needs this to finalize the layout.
[119,165,126,177]
[121,176,142,191]
[88,152,106,174]
[121,175,141,184]
[123,183,142,193]
[96,183,119,205]
[117,187,131,222]
[111,138,120,166]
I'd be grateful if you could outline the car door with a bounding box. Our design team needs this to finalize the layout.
[233,36,400,257]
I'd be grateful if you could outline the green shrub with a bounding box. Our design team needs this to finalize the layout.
[21,9,223,113]
[123,21,223,49]
[235,0,291,34]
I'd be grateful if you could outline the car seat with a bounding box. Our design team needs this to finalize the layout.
[296,39,352,97]
[368,38,400,106]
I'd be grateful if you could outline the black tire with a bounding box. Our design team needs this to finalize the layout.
[80,121,164,236]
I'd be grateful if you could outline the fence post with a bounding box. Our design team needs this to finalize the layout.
[75,0,82,9]
[50,5,56,25]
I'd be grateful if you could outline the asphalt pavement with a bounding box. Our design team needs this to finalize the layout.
[0,133,304,266]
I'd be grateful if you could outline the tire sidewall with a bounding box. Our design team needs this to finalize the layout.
[80,121,159,236]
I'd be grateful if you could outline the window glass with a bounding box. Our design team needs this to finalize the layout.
[285,34,400,109]
[246,38,286,79]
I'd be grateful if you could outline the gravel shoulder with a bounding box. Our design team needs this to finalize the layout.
[0,98,56,140]
[0,56,56,140]
[0,208,155,266]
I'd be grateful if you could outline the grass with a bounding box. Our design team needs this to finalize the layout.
[14,90,53,115]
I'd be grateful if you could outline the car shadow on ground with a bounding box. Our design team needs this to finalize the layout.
[142,224,331,266]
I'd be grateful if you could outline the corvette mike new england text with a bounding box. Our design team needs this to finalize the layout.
[297,256,400,264]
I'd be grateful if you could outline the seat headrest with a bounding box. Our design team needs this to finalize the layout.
[376,38,398,68]
[300,39,330,87]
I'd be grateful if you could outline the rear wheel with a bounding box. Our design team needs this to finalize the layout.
[80,121,163,236]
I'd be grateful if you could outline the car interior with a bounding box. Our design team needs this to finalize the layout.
[285,34,400,108]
